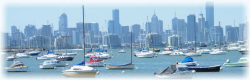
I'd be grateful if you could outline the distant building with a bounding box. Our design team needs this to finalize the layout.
[145,33,162,47]
[112,9,121,36]
[168,35,182,47]
[225,25,239,42]
[59,13,68,36]
[121,26,130,43]
[41,25,53,45]
[172,16,186,42]
[91,22,99,36]
[24,24,37,40]
[104,34,121,47]
[198,12,206,42]
[187,14,196,41]
[239,23,246,41]
[4,33,10,47]
[131,24,140,43]
[108,20,114,34]
[11,25,21,48]
[29,36,49,49]
[165,30,173,45]
[214,24,223,42]
[54,35,71,49]
[206,1,214,29]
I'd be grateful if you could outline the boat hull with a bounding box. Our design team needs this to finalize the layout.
[39,64,56,69]
[155,71,192,79]
[86,62,104,67]
[187,65,221,72]
[6,66,28,72]
[106,64,134,69]
[224,63,248,67]
[62,71,97,77]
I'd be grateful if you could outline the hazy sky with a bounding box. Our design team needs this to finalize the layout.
[4,2,246,34]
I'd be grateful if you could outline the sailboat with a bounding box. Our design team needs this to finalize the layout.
[210,22,227,55]
[62,6,97,77]
[56,34,74,61]
[106,27,134,69]
[118,46,126,53]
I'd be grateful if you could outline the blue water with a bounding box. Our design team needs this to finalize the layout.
[2,49,248,79]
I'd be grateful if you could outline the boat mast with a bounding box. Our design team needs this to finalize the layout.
[194,15,196,53]
[131,26,132,64]
[82,5,85,66]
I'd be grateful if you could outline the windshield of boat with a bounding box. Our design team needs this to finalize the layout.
[10,61,25,68]
[161,64,177,74]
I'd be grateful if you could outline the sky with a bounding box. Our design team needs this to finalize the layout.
[3,2,246,35]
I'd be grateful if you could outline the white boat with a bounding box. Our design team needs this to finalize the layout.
[85,56,104,67]
[28,50,40,56]
[36,54,59,60]
[16,53,30,58]
[198,49,211,54]
[159,51,173,55]
[223,57,248,67]
[184,52,202,56]
[85,53,96,58]
[227,43,240,51]
[54,59,68,67]
[106,63,134,69]
[5,61,29,72]
[154,63,193,79]
[169,51,185,56]
[39,60,56,69]
[136,50,155,58]
[6,54,18,61]
[61,52,78,56]
[62,64,97,77]
[118,50,126,53]
[95,52,112,59]
[210,49,227,55]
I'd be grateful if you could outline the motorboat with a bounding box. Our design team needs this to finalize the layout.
[187,65,221,72]
[118,50,126,53]
[239,47,248,55]
[85,56,104,67]
[136,50,156,58]
[85,53,96,58]
[5,61,28,72]
[55,56,74,61]
[159,48,173,55]
[6,54,18,61]
[210,49,227,55]
[154,48,161,52]
[95,52,112,59]
[16,53,30,58]
[36,54,59,60]
[227,43,240,51]
[169,51,185,56]
[198,49,211,54]
[62,61,98,77]
[62,51,78,56]
[53,59,68,67]
[106,63,134,69]
[179,56,198,66]
[39,60,56,69]
[223,57,248,67]
[154,63,193,79]
[184,52,202,56]
[28,50,40,56]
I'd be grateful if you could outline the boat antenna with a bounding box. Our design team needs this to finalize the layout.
[131,26,132,64]
[82,5,85,66]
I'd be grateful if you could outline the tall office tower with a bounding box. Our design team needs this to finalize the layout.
[108,20,114,34]
[145,22,151,33]
[59,13,68,36]
[158,20,163,35]
[121,26,130,43]
[165,30,173,45]
[131,24,141,43]
[214,23,224,42]
[41,25,53,45]
[168,35,182,47]
[225,25,239,42]
[76,22,83,45]
[91,22,99,36]
[239,23,246,41]
[11,25,21,47]
[198,12,206,42]
[206,1,214,29]
[187,14,196,41]
[151,11,159,34]
[24,24,37,40]
[112,9,120,36]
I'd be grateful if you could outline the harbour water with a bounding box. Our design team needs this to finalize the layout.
[3,48,248,79]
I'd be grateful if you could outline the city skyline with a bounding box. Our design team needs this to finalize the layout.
[4,2,246,34]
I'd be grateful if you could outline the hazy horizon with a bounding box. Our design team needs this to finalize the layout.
[4,3,246,34]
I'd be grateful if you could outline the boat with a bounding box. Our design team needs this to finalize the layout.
[227,43,240,51]
[159,49,173,55]
[36,51,59,60]
[39,60,56,69]
[179,56,198,66]
[95,52,112,59]
[118,50,126,53]
[28,50,40,56]
[198,49,211,54]
[85,56,104,67]
[106,27,134,70]
[136,50,156,58]
[169,51,185,56]
[55,56,74,61]
[187,65,221,72]
[53,59,68,67]
[62,6,98,77]
[184,52,202,56]
[223,57,248,67]
[6,54,18,61]
[238,47,248,55]
[62,51,78,56]
[154,63,193,79]
[210,49,227,55]
[5,61,28,72]
[62,61,98,77]
[154,48,160,52]
[16,52,30,58]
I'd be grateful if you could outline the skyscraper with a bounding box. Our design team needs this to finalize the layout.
[112,9,120,36]
[206,1,214,29]
[91,22,99,36]
[187,14,196,41]
[198,12,206,42]
[59,13,68,36]
[239,23,246,41]
[131,24,141,43]
[24,24,37,40]
[108,20,114,34]
[121,26,130,43]
[151,11,159,34]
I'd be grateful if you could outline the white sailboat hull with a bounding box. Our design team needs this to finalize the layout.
[106,64,134,69]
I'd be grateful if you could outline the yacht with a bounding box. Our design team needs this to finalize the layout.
[184,52,202,56]
[154,63,193,79]
[6,54,18,61]
[136,50,156,58]
[55,56,74,61]
[169,51,185,56]
[61,51,78,56]
[62,61,98,77]
[227,43,240,51]
[118,50,126,53]
[28,50,40,56]
[198,49,211,54]
[210,49,227,55]
[223,57,248,67]
[53,59,68,67]
[85,56,104,67]
[5,61,28,72]
[36,54,59,60]
[16,52,30,58]
[39,60,56,69]
[159,48,173,55]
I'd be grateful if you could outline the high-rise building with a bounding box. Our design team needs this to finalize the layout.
[4,33,10,47]
[24,25,37,40]
[59,13,68,35]
[165,30,173,45]
[168,35,182,47]
[41,25,53,45]
[187,14,196,41]
[112,9,120,36]
[108,20,114,34]
[206,1,214,29]
[151,12,159,34]
[225,25,239,42]
[239,23,246,41]
[198,12,206,42]
[145,22,151,33]
[11,25,20,47]
[131,24,141,43]
[103,34,121,47]
[145,33,162,47]
[91,22,99,36]
[214,24,223,42]
[121,26,130,43]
